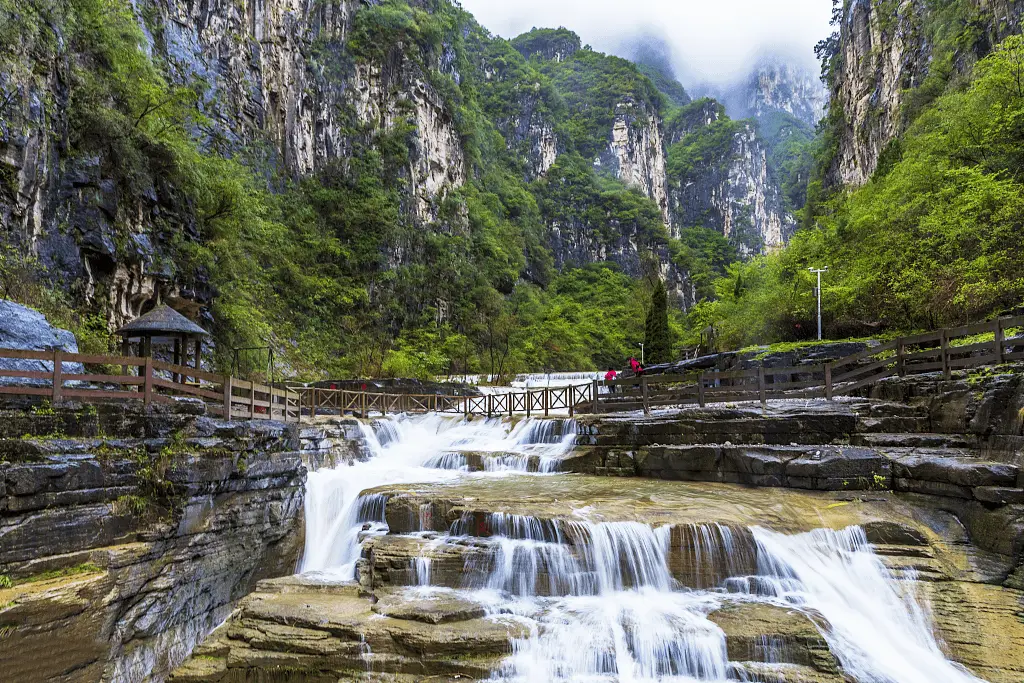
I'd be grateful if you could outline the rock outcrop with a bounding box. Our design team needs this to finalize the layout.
[0,0,468,327]
[0,402,306,682]
[666,102,794,254]
[601,99,672,226]
[732,59,827,128]
[0,299,84,385]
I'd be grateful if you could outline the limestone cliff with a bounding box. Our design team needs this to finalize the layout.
[722,59,827,128]
[0,0,468,327]
[0,402,305,682]
[666,100,793,254]
[827,0,1024,186]
[600,99,671,227]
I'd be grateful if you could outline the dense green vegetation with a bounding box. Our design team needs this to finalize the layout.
[0,0,690,380]
[9,0,1017,376]
[644,280,672,364]
[705,33,1024,348]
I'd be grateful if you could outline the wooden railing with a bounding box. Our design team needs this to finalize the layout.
[0,348,300,423]
[595,315,1024,413]
[4,315,1020,422]
[297,383,593,418]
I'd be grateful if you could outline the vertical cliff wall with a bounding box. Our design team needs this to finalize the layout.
[826,0,1024,187]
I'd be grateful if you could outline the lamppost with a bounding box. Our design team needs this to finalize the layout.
[809,267,828,341]
[638,343,645,366]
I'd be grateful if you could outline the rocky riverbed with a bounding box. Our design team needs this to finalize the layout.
[171,402,1024,683]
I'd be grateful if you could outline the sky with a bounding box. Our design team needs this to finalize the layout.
[458,0,834,87]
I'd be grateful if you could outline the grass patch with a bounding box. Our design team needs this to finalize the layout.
[739,336,880,360]
[111,494,149,516]
[14,563,102,586]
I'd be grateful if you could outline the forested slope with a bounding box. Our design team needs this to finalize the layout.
[704,0,1024,347]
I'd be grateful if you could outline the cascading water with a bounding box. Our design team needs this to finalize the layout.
[751,526,983,683]
[300,413,986,683]
[300,414,577,580]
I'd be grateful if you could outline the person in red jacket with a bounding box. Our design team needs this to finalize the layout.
[629,357,642,374]
[604,368,618,394]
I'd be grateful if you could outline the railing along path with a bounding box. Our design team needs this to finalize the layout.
[297,383,592,418]
[0,348,300,422]
[1,315,1022,421]
[596,314,1024,414]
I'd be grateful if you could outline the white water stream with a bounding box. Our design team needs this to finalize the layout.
[299,415,986,683]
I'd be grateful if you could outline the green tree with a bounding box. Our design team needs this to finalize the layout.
[644,280,672,364]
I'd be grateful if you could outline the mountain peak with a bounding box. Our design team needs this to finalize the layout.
[512,27,582,62]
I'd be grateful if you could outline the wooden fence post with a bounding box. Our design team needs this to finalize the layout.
[757,365,766,407]
[698,372,706,407]
[994,318,1005,363]
[223,376,233,419]
[897,338,906,377]
[543,388,550,417]
[825,362,833,401]
[487,394,493,418]
[592,380,600,414]
[641,375,650,415]
[51,349,63,404]
[361,392,367,418]
[143,357,154,407]
[940,330,950,381]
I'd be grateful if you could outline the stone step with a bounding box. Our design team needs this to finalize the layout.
[566,443,1024,504]
[855,416,933,434]
[851,432,978,448]
[426,450,544,472]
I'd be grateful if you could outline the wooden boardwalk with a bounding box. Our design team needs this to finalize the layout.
[0,348,300,422]
[1,314,1021,421]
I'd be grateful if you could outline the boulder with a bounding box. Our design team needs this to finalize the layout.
[0,300,84,385]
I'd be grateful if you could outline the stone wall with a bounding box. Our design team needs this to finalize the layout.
[0,402,306,682]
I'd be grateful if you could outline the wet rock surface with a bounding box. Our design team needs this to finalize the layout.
[172,468,1024,682]
[164,374,1024,682]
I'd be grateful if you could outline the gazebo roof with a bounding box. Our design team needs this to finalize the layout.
[116,304,210,338]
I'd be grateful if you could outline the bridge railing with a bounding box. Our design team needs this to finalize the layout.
[596,314,1024,413]
[0,348,301,423]
[297,383,593,418]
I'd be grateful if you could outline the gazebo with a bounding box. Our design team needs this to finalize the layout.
[116,304,210,379]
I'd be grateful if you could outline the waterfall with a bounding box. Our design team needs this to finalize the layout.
[300,414,578,579]
[751,526,984,683]
[299,412,985,683]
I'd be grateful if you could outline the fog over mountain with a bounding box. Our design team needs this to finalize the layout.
[458,0,833,87]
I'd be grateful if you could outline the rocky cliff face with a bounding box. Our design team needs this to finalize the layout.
[827,0,1024,186]
[665,101,793,254]
[0,402,306,682]
[736,60,827,128]
[0,0,469,328]
[600,99,671,226]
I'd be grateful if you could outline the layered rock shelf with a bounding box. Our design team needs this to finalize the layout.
[172,473,1024,682]
[0,402,307,681]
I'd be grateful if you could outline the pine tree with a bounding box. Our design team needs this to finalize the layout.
[644,280,672,364]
